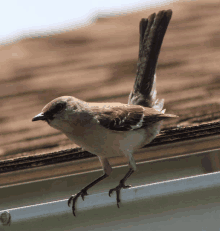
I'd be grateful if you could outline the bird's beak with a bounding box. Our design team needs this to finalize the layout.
[32,112,47,122]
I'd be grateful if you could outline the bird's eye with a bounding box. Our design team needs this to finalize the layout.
[43,102,66,120]
[55,103,65,112]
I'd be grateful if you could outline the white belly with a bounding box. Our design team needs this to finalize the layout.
[64,121,162,158]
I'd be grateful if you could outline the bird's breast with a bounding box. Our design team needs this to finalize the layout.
[63,120,162,158]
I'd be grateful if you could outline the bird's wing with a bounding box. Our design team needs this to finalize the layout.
[91,104,176,132]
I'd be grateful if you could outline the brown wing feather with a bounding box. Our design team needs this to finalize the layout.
[92,105,176,131]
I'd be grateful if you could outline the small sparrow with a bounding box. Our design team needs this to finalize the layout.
[32,9,176,216]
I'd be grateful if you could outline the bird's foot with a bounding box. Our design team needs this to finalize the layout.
[67,188,88,216]
[109,181,131,208]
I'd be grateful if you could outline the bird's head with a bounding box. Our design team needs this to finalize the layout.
[32,96,84,131]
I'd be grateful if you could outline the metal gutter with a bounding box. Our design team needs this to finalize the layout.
[1,171,220,230]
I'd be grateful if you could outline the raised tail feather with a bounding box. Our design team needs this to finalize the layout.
[128,10,172,112]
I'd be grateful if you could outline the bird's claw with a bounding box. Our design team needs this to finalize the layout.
[109,182,131,208]
[67,189,88,216]
[81,190,88,201]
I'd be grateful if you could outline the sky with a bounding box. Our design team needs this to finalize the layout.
[0,0,174,45]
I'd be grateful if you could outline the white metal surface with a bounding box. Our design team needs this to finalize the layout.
[1,171,220,230]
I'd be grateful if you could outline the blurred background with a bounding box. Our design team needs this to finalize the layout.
[1,0,220,162]
[0,0,173,45]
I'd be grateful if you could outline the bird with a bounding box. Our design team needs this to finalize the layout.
[32,9,176,216]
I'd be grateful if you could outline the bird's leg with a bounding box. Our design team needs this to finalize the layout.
[68,157,112,216]
[109,168,134,208]
[68,173,108,216]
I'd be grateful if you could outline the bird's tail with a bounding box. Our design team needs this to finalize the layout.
[128,10,172,112]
